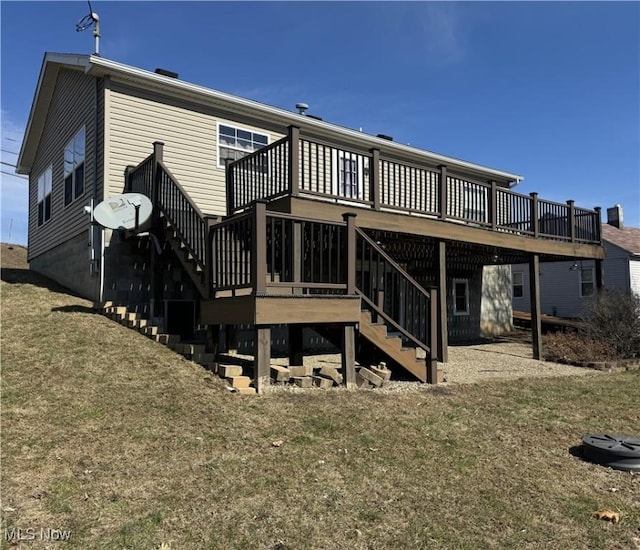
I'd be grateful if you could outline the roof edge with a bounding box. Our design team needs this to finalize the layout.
[86,55,523,183]
[17,53,91,174]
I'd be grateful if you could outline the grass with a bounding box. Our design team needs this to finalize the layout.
[1,243,639,549]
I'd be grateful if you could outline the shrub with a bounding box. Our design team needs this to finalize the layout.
[543,330,619,363]
[579,288,640,359]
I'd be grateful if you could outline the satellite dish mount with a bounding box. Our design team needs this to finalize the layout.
[76,0,101,56]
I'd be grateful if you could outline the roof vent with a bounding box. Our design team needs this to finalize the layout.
[155,68,179,79]
[295,102,309,115]
[377,133,393,141]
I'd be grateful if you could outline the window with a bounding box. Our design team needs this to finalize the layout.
[332,151,367,199]
[580,267,595,297]
[217,124,268,168]
[453,278,470,316]
[64,127,85,206]
[512,271,524,298]
[463,185,487,223]
[37,165,52,226]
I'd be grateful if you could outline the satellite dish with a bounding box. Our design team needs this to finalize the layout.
[93,193,153,231]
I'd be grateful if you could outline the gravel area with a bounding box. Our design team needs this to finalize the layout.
[231,339,600,390]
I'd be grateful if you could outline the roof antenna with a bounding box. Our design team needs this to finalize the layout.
[76,1,101,56]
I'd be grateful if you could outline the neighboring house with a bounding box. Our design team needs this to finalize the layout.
[512,205,640,318]
[17,53,604,389]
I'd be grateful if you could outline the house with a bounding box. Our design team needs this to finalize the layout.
[17,52,605,391]
[512,205,640,319]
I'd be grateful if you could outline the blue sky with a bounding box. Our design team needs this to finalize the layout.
[1,1,638,246]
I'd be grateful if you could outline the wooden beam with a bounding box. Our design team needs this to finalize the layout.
[342,324,356,389]
[529,254,542,360]
[437,240,448,363]
[254,325,271,394]
[200,295,362,325]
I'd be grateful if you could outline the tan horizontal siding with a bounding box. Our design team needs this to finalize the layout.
[28,68,99,261]
[105,83,283,217]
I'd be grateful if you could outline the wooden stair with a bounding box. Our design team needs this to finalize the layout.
[161,215,209,298]
[357,310,429,383]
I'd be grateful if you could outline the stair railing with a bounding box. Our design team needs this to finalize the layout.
[355,227,437,360]
[126,142,211,294]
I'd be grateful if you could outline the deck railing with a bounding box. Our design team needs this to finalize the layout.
[209,202,350,296]
[356,228,435,356]
[227,126,602,245]
[127,142,211,284]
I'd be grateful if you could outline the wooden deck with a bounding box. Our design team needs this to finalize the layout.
[513,310,583,331]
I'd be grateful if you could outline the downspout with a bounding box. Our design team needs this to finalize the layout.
[95,76,105,304]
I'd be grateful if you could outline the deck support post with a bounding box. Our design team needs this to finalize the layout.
[288,324,304,367]
[206,324,220,360]
[436,240,448,363]
[204,215,218,298]
[149,141,164,318]
[225,158,235,216]
[252,201,267,294]
[530,192,539,238]
[343,212,357,294]
[342,323,356,389]
[254,325,271,394]
[567,200,576,242]
[428,287,439,384]
[439,165,448,220]
[288,125,300,197]
[370,148,381,210]
[489,180,498,231]
[529,254,542,360]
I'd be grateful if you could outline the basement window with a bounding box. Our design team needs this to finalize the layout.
[580,267,595,297]
[217,124,269,169]
[37,165,52,226]
[512,271,524,298]
[453,278,470,316]
[64,127,85,206]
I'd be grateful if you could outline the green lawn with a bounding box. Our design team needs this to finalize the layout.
[2,245,639,549]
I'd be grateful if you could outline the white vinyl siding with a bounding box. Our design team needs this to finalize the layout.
[28,68,98,261]
[106,82,282,217]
